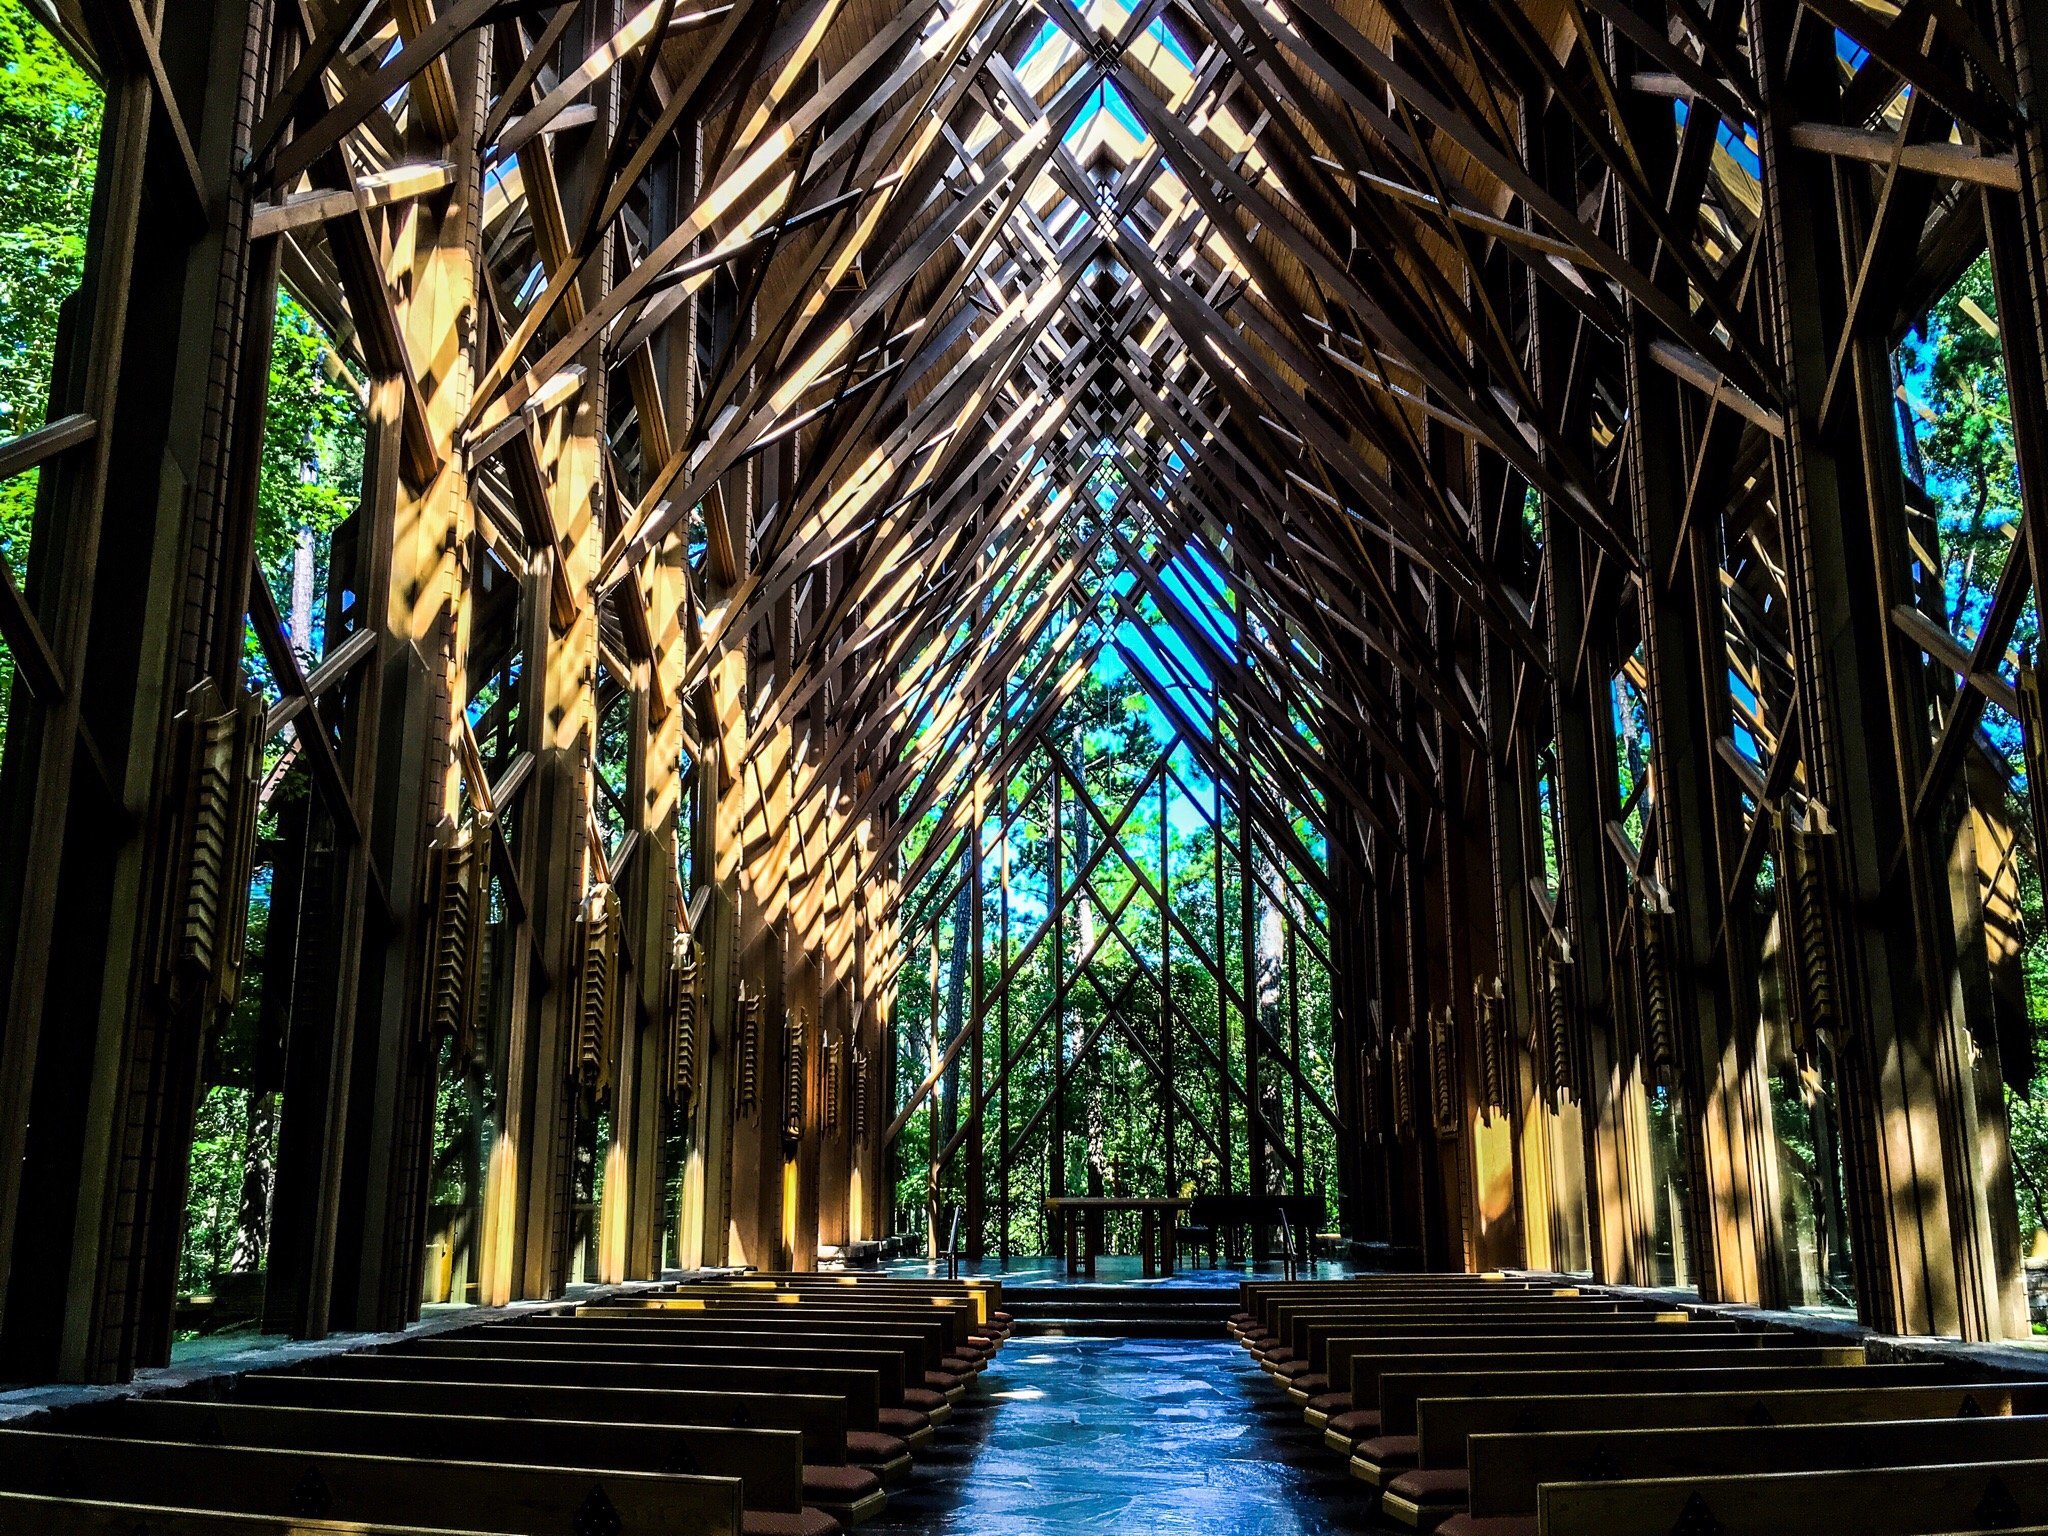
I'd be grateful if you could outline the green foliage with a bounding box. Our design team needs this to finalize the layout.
[0,0,99,739]
[1903,254,2048,1249]
[182,1085,252,1295]
[255,296,363,627]
[1915,258,2020,541]
[893,657,1340,1256]
[2010,1091,2048,1237]
[176,300,361,1299]
[0,0,97,472]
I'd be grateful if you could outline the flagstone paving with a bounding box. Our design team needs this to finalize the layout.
[864,1335,1379,1534]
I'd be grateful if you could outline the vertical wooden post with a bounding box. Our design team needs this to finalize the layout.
[1238,727,1265,1233]
[1214,762,1231,1197]
[1050,760,1066,1217]
[331,21,493,1331]
[998,729,1012,1263]
[1286,916,1302,1198]
[967,776,985,1259]
[1160,772,1175,1196]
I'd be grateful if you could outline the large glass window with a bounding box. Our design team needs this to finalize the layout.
[0,0,100,756]
[173,290,365,1343]
[1898,254,2046,1323]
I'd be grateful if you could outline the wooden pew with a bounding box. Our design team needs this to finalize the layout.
[523,1308,983,1365]
[1298,1326,1770,1426]
[1236,1275,1560,1316]
[463,1323,964,1412]
[596,1293,998,1349]
[1535,1460,2048,1535]
[1241,1287,1588,1348]
[1257,1303,1668,1364]
[72,1391,889,1529]
[1234,1277,1570,1336]
[1256,1286,1618,1325]
[1297,1320,1763,1403]
[286,1352,921,1466]
[569,1302,991,1376]
[1287,1311,1732,1386]
[395,1333,936,1426]
[0,1428,746,1536]
[1348,1362,1948,1484]
[1433,1413,2048,1534]
[1271,1294,1708,1354]
[632,1285,1003,1340]
[1314,1338,1859,1440]
[214,1371,850,1464]
[0,1495,499,1534]
[1299,1310,1701,1387]
[1317,1323,1801,1394]
[677,1278,1008,1333]
[1419,1381,2048,1473]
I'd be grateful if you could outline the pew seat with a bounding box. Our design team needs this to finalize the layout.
[1354,1433,1420,1480]
[1435,1516,1534,1536]
[1382,1467,1479,1528]
[801,1465,889,1524]
[846,1429,916,1472]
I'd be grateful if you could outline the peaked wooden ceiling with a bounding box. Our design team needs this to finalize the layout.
[239,0,1963,884]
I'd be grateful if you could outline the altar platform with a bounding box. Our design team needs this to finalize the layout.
[876,1255,1382,1334]
[881,1254,1375,1289]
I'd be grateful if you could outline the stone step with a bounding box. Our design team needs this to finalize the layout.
[1012,1313,1227,1338]
[1000,1285,1235,1337]
[1001,1286,1237,1306]
[1004,1297,1235,1315]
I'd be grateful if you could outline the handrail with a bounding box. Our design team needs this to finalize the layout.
[1277,1207,1298,1282]
[943,1205,963,1280]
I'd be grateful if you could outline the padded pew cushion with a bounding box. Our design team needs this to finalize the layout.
[877,1408,930,1435]
[1325,1409,1381,1442]
[1355,1434,1420,1472]
[1385,1469,1470,1509]
[1291,1373,1329,1393]
[845,1430,911,1464]
[742,1510,839,1536]
[1434,1518,1536,1536]
[802,1466,882,1505]
[1308,1392,1351,1414]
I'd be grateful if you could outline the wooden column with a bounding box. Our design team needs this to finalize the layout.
[1160,772,1175,1196]
[0,0,277,1380]
[1050,754,1066,1209]
[1745,0,2020,1336]
[966,770,986,1259]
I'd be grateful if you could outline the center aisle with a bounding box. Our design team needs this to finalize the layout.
[864,1334,1377,1534]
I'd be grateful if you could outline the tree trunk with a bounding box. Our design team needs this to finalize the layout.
[230,1091,277,1273]
[937,876,970,1157]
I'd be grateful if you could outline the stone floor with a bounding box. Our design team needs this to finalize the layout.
[865,1334,1381,1534]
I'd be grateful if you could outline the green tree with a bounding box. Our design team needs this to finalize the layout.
[255,295,363,628]
[0,0,100,740]
[0,2,361,1304]
[1918,257,2020,547]
[1906,254,2048,1277]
